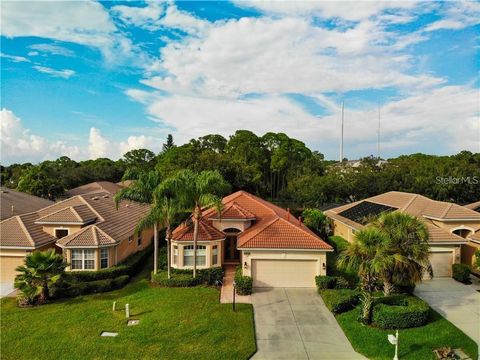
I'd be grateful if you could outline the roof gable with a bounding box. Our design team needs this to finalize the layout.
[57,225,116,248]
[35,204,97,224]
[173,218,225,242]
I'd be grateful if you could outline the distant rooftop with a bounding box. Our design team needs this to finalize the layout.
[66,181,125,197]
[0,187,53,221]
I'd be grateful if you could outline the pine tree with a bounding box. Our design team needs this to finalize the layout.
[162,134,175,152]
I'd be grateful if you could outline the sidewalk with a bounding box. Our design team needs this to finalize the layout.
[220,264,251,304]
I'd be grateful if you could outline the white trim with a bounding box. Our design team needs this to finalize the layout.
[171,239,226,244]
[240,248,334,252]
[429,242,466,245]
[423,215,480,222]
[468,238,480,245]
[36,221,90,225]
[209,218,255,222]
[56,243,116,249]
[449,225,475,235]
[0,246,35,250]
[70,248,96,270]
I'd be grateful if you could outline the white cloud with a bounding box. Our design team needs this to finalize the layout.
[29,43,75,57]
[424,1,480,32]
[111,1,165,30]
[33,66,75,79]
[0,52,30,63]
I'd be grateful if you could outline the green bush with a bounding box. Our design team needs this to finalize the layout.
[234,266,253,295]
[197,267,224,286]
[315,275,350,290]
[50,275,130,298]
[475,249,480,269]
[151,270,201,287]
[320,289,360,314]
[373,295,430,329]
[326,236,360,285]
[452,263,471,284]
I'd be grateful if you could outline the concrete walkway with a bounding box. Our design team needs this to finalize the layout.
[251,288,365,360]
[220,265,251,304]
[415,278,480,346]
[0,283,16,298]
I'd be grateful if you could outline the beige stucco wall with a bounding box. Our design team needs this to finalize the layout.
[42,224,84,237]
[116,227,154,263]
[461,240,480,266]
[211,219,252,232]
[241,249,327,277]
[170,240,223,269]
[331,219,356,242]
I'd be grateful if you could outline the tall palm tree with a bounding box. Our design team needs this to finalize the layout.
[158,170,230,278]
[114,171,162,274]
[373,211,430,294]
[15,249,67,304]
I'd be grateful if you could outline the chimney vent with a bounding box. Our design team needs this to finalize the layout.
[287,208,290,221]
[298,216,302,225]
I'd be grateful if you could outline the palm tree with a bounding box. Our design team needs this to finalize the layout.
[114,171,162,274]
[373,211,430,295]
[14,249,67,305]
[158,170,230,278]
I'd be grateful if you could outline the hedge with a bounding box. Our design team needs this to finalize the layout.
[50,275,130,298]
[373,295,430,329]
[234,265,253,295]
[452,263,471,284]
[151,267,224,287]
[319,289,359,314]
[315,275,350,290]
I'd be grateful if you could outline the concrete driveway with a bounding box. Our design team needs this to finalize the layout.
[415,278,480,346]
[251,288,365,360]
[0,283,15,297]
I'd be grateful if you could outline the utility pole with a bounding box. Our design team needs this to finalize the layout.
[377,103,381,160]
[340,100,344,162]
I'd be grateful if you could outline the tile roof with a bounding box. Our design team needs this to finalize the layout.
[208,202,256,220]
[0,187,53,221]
[35,204,97,224]
[66,181,124,197]
[200,191,332,250]
[465,200,480,212]
[57,225,116,248]
[0,213,56,248]
[0,191,150,249]
[326,191,479,244]
[172,218,225,242]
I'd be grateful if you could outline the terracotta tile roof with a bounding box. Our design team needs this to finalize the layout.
[208,202,256,220]
[66,181,124,197]
[0,187,53,221]
[326,191,479,244]
[57,225,116,248]
[200,191,331,250]
[464,200,480,212]
[0,212,56,248]
[469,231,480,242]
[35,205,97,224]
[172,218,225,241]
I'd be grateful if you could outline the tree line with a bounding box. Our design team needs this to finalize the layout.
[1,130,479,205]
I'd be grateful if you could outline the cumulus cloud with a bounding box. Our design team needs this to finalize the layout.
[29,43,75,57]
[111,1,165,30]
[33,66,75,79]
[424,1,480,32]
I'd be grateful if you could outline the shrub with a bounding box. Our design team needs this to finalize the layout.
[320,289,360,314]
[474,249,480,269]
[234,266,253,295]
[151,270,201,287]
[50,275,130,298]
[373,295,430,329]
[315,275,350,290]
[197,267,225,286]
[452,263,471,284]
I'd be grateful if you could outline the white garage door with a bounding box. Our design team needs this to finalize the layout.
[429,252,452,278]
[252,259,317,288]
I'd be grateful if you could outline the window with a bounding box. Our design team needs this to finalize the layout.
[100,248,109,269]
[212,245,218,265]
[55,229,69,239]
[173,245,178,265]
[137,232,142,246]
[183,245,206,266]
[71,249,95,270]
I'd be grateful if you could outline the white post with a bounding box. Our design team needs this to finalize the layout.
[394,330,399,360]
[112,301,116,311]
[125,304,130,319]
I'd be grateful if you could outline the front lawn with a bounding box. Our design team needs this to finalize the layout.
[336,306,478,360]
[1,273,256,359]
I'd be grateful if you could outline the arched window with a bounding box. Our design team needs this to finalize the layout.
[223,228,241,234]
[183,245,206,266]
[452,228,473,238]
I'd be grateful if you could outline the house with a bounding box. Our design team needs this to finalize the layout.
[325,191,480,277]
[0,187,53,221]
[66,181,125,197]
[171,190,333,288]
[0,190,153,283]
[462,200,480,266]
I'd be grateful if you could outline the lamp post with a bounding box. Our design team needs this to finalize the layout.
[232,280,236,312]
[387,330,399,360]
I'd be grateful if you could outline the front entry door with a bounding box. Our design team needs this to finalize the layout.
[225,235,240,262]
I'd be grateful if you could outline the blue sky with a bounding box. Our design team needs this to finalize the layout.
[1,1,479,164]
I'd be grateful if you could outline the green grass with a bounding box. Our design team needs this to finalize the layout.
[0,266,256,360]
[336,306,478,360]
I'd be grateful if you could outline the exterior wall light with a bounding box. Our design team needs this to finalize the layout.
[322,262,326,270]
[244,261,248,269]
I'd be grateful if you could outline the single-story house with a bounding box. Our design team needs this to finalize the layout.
[325,191,480,277]
[0,186,153,283]
[171,190,333,288]
[0,187,53,221]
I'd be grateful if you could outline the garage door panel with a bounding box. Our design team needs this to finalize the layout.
[429,252,452,278]
[252,259,317,288]
[1,256,24,282]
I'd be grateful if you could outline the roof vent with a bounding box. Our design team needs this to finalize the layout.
[91,196,99,200]
[103,195,109,199]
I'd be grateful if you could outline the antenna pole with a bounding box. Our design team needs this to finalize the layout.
[340,101,344,162]
[377,103,381,159]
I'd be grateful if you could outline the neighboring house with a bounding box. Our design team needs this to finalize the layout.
[463,200,480,266]
[171,190,333,288]
[0,187,53,221]
[66,181,125,197]
[0,190,153,283]
[325,191,480,277]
